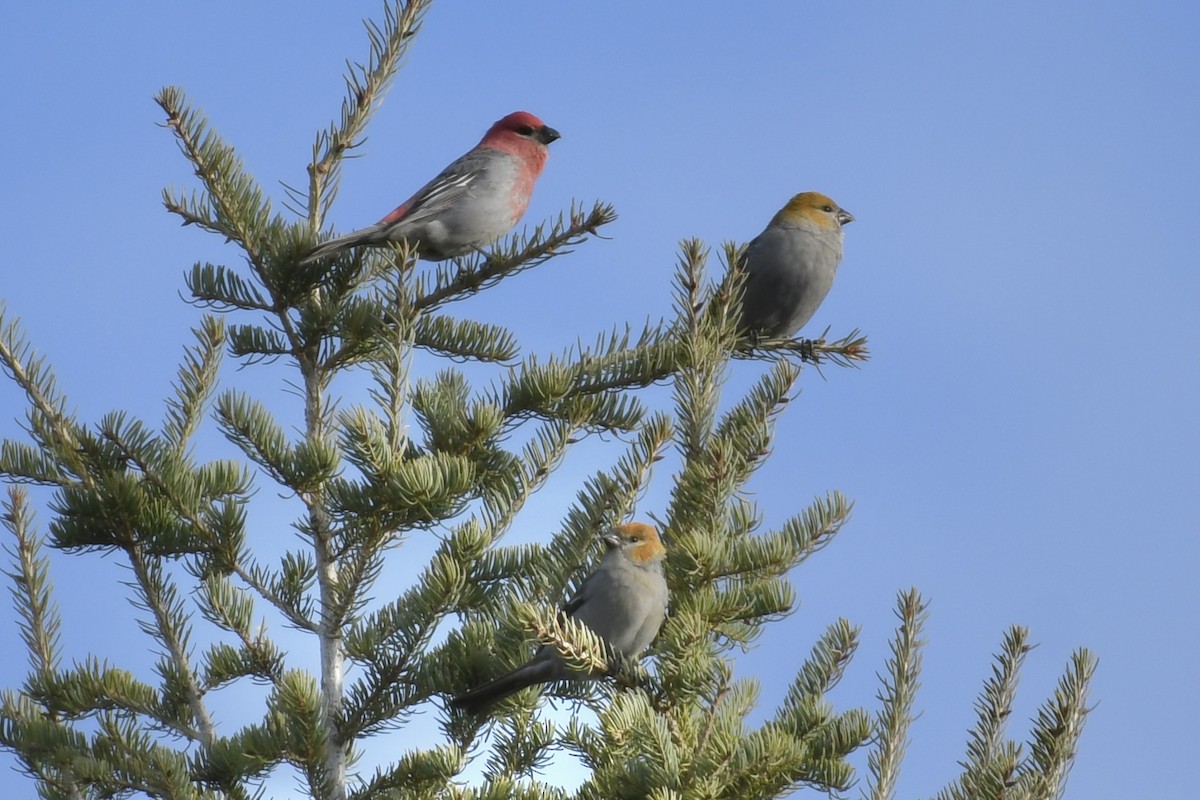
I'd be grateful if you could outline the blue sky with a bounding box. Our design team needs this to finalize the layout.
[1,1,1197,796]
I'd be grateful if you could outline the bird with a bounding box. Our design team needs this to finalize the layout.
[737,191,854,340]
[450,522,669,715]
[300,111,560,264]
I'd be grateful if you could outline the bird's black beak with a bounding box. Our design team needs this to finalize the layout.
[601,531,622,550]
[538,125,561,145]
[838,209,855,226]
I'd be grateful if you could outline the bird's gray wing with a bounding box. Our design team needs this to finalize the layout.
[377,166,476,229]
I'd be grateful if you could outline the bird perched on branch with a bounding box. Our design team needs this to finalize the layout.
[451,522,669,715]
[738,192,854,340]
[300,111,560,264]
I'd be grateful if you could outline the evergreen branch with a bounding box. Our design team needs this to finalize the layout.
[193,713,287,792]
[0,440,64,486]
[159,191,220,232]
[214,390,296,486]
[185,263,274,312]
[659,306,834,614]
[40,439,138,553]
[0,690,91,797]
[413,201,618,312]
[323,535,387,632]
[484,714,559,780]
[712,358,798,458]
[415,314,520,363]
[80,712,196,798]
[194,573,254,638]
[123,546,216,745]
[1014,648,1097,800]
[0,305,84,481]
[84,409,315,646]
[711,492,854,584]
[725,693,866,798]
[45,412,233,739]
[553,325,680,398]
[478,419,576,536]
[195,575,284,689]
[494,324,671,433]
[310,246,438,374]
[938,626,1030,800]
[326,451,477,531]
[337,408,406,486]
[691,664,734,779]
[744,656,874,796]
[865,588,928,800]
[27,656,166,728]
[563,323,861,405]
[156,86,273,268]
[299,310,352,798]
[228,323,295,361]
[556,391,645,434]
[776,619,861,717]
[2,488,62,675]
[228,552,318,633]
[306,0,432,228]
[1,705,196,800]
[683,577,796,649]
[318,295,389,373]
[339,645,422,740]
[200,637,284,692]
[775,491,855,568]
[495,315,858,422]
[670,238,734,462]
[95,413,249,559]
[442,776,566,800]
[341,541,467,736]
[195,670,327,796]
[738,327,871,368]
[163,316,226,455]
[516,602,609,676]
[47,409,241,559]
[346,745,463,800]
[663,359,800,542]
[370,261,417,458]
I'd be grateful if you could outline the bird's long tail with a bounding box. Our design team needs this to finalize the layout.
[449,659,559,716]
[298,225,386,265]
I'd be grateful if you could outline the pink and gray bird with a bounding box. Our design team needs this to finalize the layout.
[738,192,854,339]
[301,111,560,264]
[450,522,669,715]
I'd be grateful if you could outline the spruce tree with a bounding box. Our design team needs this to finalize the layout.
[0,3,1095,798]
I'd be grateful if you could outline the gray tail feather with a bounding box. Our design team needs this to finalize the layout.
[449,661,555,715]
[298,227,381,265]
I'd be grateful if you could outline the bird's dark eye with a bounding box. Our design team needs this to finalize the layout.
[822,205,834,213]
[516,125,536,136]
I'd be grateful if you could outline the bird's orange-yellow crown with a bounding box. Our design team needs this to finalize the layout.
[614,522,666,564]
[773,192,853,229]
